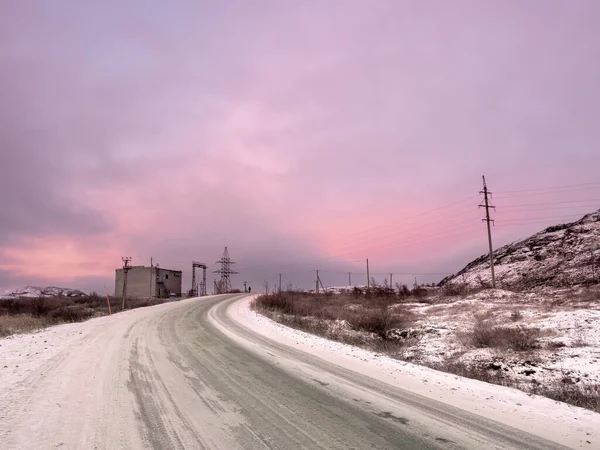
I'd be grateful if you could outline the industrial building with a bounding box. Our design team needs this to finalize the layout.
[115,265,182,299]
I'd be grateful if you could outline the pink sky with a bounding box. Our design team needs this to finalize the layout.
[1,1,599,293]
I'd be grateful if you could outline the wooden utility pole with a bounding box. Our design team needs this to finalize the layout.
[366,259,370,290]
[591,250,596,283]
[348,272,352,286]
[278,274,282,293]
[390,273,393,289]
[149,256,153,298]
[316,270,320,293]
[104,285,112,315]
[121,257,132,311]
[479,175,496,288]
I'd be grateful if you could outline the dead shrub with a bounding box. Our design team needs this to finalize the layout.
[427,359,508,385]
[256,292,303,316]
[440,283,469,297]
[546,341,566,350]
[255,291,416,342]
[510,310,523,322]
[531,381,600,413]
[0,314,49,337]
[48,306,94,323]
[0,292,176,338]
[461,320,541,351]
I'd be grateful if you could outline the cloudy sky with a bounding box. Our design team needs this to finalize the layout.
[1,1,599,294]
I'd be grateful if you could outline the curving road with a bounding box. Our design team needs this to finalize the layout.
[0,294,574,449]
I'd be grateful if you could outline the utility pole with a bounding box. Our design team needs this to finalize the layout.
[348,272,352,287]
[479,175,496,288]
[591,250,596,283]
[366,259,370,290]
[390,273,393,289]
[149,257,153,298]
[121,257,132,311]
[278,273,282,294]
[316,270,320,293]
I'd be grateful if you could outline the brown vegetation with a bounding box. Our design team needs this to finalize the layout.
[459,320,542,351]
[254,291,416,350]
[255,286,600,414]
[0,294,179,337]
[428,357,600,413]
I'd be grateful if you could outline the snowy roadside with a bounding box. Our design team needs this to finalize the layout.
[0,301,187,394]
[228,295,600,449]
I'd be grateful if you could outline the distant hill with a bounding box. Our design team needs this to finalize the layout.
[0,286,88,300]
[439,209,600,289]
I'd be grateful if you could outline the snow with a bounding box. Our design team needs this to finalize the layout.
[1,293,599,449]
[224,295,600,449]
[0,286,87,300]
[402,288,600,388]
[442,209,600,288]
[0,321,89,388]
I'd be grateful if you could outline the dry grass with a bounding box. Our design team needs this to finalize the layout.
[428,357,600,413]
[459,320,541,351]
[256,292,415,339]
[0,315,50,337]
[256,288,600,414]
[255,291,417,355]
[426,359,510,386]
[0,294,180,337]
[531,381,600,413]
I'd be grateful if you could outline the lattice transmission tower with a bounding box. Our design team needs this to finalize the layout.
[213,246,238,293]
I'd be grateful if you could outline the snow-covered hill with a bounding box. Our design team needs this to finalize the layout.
[440,209,600,288]
[0,286,88,300]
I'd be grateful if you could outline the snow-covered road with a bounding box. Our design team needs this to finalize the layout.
[1,294,597,449]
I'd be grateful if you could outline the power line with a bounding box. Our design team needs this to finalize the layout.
[316,195,479,246]
[497,213,586,222]
[313,209,480,258]
[500,204,600,213]
[494,181,600,195]
[498,198,600,208]
[494,186,600,200]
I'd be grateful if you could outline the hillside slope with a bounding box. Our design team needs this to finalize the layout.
[440,209,600,288]
[0,286,87,300]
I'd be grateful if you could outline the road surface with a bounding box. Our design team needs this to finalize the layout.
[0,294,578,449]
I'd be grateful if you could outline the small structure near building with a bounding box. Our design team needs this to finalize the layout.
[115,265,182,299]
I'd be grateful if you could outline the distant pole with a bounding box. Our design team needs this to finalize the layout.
[366,259,370,290]
[149,257,153,298]
[244,281,248,292]
[348,272,352,286]
[590,247,597,283]
[479,175,496,288]
[316,270,320,293]
[390,273,393,289]
[278,273,282,293]
[121,257,132,310]
[104,285,112,315]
